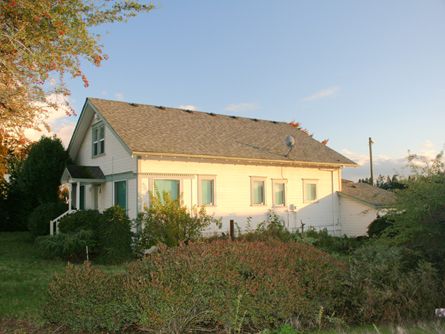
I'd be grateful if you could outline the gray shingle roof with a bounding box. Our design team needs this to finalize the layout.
[88,98,356,166]
[340,179,396,208]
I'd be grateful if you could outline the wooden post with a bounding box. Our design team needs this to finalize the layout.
[369,137,374,186]
[229,219,235,240]
[76,181,80,210]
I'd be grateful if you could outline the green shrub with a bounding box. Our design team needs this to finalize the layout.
[41,208,133,264]
[27,201,67,237]
[58,209,102,235]
[239,210,293,242]
[44,262,136,332]
[35,229,96,262]
[135,193,217,252]
[96,206,133,264]
[346,243,445,324]
[367,215,394,238]
[300,229,366,255]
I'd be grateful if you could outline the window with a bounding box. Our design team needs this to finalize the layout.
[303,180,318,202]
[92,123,105,156]
[251,177,266,205]
[272,180,286,206]
[114,181,127,211]
[154,179,180,202]
[199,176,215,206]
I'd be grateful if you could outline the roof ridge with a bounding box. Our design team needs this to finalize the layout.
[88,97,289,125]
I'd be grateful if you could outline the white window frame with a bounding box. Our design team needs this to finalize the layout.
[152,178,182,202]
[272,179,287,207]
[114,179,128,212]
[198,175,216,207]
[302,179,318,203]
[250,176,266,206]
[92,122,105,157]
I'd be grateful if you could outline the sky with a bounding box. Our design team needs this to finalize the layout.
[29,0,445,180]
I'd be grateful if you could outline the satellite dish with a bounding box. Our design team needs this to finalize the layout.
[284,135,296,157]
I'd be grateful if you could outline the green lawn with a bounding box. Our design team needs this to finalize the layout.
[0,232,125,323]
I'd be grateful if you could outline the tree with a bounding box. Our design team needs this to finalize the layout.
[0,0,153,174]
[381,152,445,272]
[2,136,69,230]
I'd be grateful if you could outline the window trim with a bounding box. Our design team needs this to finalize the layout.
[250,176,267,206]
[198,175,216,207]
[92,122,105,158]
[302,179,318,203]
[114,180,128,212]
[272,179,287,207]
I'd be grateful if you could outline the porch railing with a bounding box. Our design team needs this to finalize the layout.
[50,209,77,235]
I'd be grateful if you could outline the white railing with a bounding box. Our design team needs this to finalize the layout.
[50,209,77,235]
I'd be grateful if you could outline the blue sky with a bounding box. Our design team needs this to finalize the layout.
[41,0,445,180]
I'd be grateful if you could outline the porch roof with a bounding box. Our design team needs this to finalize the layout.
[62,165,105,184]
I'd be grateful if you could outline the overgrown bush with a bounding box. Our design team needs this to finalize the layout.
[38,208,133,264]
[46,240,348,332]
[367,215,394,238]
[346,243,445,324]
[135,193,218,252]
[44,262,136,333]
[58,209,102,234]
[35,229,96,262]
[27,201,67,237]
[96,206,133,264]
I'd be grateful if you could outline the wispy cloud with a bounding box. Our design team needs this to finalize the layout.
[302,86,340,102]
[224,102,258,113]
[115,92,125,100]
[24,93,76,148]
[341,140,443,181]
[178,104,198,111]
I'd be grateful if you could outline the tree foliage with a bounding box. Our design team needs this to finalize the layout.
[0,0,153,173]
[380,152,445,271]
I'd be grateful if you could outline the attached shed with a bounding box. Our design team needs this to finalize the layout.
[338,180,396,237]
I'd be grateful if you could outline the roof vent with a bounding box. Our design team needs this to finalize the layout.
[284,135,296,157]
[129,103,138,107]
[252,118,259,122]
[229,115,237,119]
[208,112,216,116]
[271,121,278,124]
[157,106,166,110]
[183,109,193,113]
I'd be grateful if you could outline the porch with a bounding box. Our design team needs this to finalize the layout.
[50,165,105,235]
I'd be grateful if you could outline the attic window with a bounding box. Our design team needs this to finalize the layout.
[92,123,105,157]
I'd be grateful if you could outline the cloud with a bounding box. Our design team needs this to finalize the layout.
[115,92,124,100]
[224,102,258,113]
[24,93,76,148]
[302,86,340,102]
[178,104,198,111]
[341,140,443,181]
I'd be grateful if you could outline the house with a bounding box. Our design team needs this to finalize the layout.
[338,179,396,236]
[53,97,359,235]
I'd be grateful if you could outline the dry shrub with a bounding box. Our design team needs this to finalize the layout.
[126,240,348,332]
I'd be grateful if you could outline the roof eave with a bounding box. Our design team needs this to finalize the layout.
[133,151,357,168]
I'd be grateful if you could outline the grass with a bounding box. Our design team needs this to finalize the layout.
[0,231,125,323]
[311,322,445,333]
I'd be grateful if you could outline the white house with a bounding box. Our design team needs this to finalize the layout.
[52,97,375,236]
